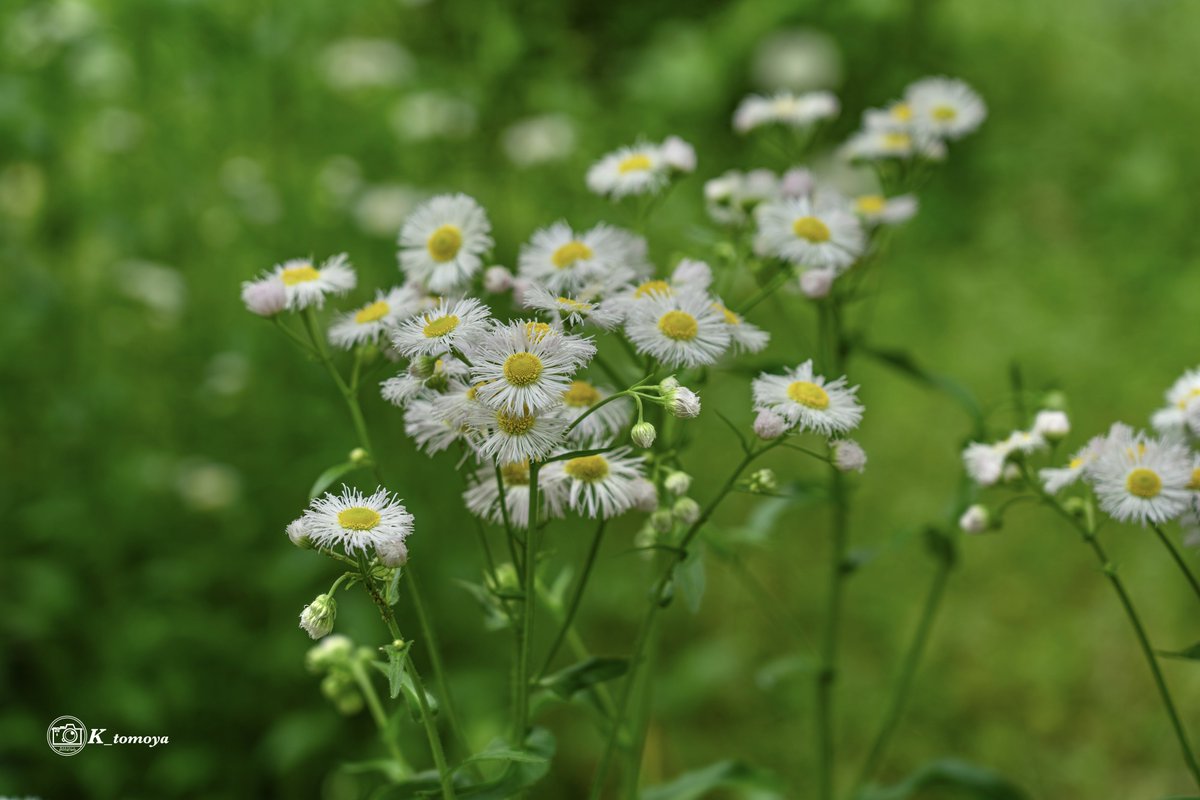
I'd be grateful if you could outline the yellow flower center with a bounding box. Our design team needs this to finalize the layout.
[792,216,831,243]
[552,241,593,269]
[563,380,601,408]
[1126,468,1162,499]
[712,302,740,325]
[557,296,590,311]
[1189,468,1200,491]
[618,154,653,174]
[500,461,530,486]
[564,454,610,482]
[354,300,390,324]
[883,132,912,150]
[426,224,463,263]
[423,314,460,338]
[338,506,381,530]
[497,411,536,436]
[466,382,487,401]
[1068,457,1085,470]
[1177,388,1200,409]
[787,380,830,410]
[932,104,958,122]
[281,264,320,285]
[503,352,544,387]
[890,103,913,122]
[524,321,553,341]
[634,280,672,298]
[658,310,699,341]
[855,195,886,215]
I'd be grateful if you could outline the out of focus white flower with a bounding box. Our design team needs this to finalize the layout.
[176,460,241,512]
[1033,410,1071,442]
[353,184,422,238]
[734,90,839,134]
[754,409,786,440]
[391,92,477,142]
[832,439,867,473]
[587,141,670,200]
[320,38,412,91]
[905,77,987,141]
[241,274,287,316]
[756,193,864,272]
[483,265,514,293]
[751,29,842,92]
[1151,367,1200,437]
[664,471,693,495]
[704,169,779,225]
[963,442,1006,487]
[799,268,835,299]
[502,114,576,167]
[631,478,659,513]
[661,135,696,173]
[853,194,918,226]
[673,496,701,525]
[959,504,991,534]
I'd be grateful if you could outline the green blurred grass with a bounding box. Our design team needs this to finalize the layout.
[4,0,1200,797]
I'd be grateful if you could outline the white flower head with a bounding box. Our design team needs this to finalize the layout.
[518,221,636,294]
[1086,432,1191,525]
[560,379,631,445]
[286,517,311,548]
[661,381,701,419]
[391,297,491,358]
[832,439,867,473]
[625,290,732,368]
[752,360,863,436]
[398,193,493,293]
[271,253,357,311]
[704,169,780,225]
[483,265,514,293]
[1001,429,1047,456]
[329,286,425,350]
[710,298,769,353]
[552,447,647,518]
[586,142,669,200]
[905,77,987,141]
[470,321,596,414]
[241,274,287,316]
[963,441,1006,487]
[630,477,659,513]
[733,90,839,133]
[799,268,836,299]
[522,287,622,330]
[1151,367,1200,436]
[463,460,567,529]
[755,195,865,272]
[853,193,918,226]
[660,135,696,172]
[468,404,571,464]
[302,485,415,556]
[1040,432,1106,494]
[664,471,692,495]
[838,128,918,162]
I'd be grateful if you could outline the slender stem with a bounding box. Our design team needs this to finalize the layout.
[621,611,662,798]
[350,658,413,774]
[594,352,632,388]
[493,463,524,578]
[406,568,472,764]
[1152,524,1200,604]
[538,520,607,679]
[816,469,848,800]
[514,460,542,745]
[737,268,790,315]
[565,390,632,436]
[856,558,951,788]
[533,577,619,720]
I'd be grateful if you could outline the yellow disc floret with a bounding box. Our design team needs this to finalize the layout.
[524,321,553,341]
[932,105,958,122]
[500,461,531,486]
[564,454,610,482]
[787,380,830,410]
[552,241,594,269]
[503,352,544,387]
[497,411,536,436]
[281,264,320,285]
[634,280,672,298]
[427,224,464,262]
[1189,468,1200,491]
[855,195,886,215]
[563,380,601,408]
[712,302,740,325]
[658,310,699,341]
[618,154,652,174]
[355,300,390,324]
[792,216,831,243]
[423,314,460,338]
[1126,467,1162,499]
[338,506,381,531]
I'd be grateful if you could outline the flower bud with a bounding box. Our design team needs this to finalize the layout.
[410,355,439,379]
[349,447,370,466]
[664,471,693,496]
[831,439,867,473]
[754,409,786,440]
[661,135,696,173]
[630,477,659,513]
[958,504,991,535]
[375,535,409,568]
[483,265,514,293]
[631,421,657,448]
[672,497,701,525]
[666,386,701,419]
[650,509,675,534]
[747,468,777,493]
[672,259,712,287]
[1032,410,1070,442]
[800,268,834,299]
[306,634,354,672]
[299,594,337,639]
[241,275,287,317]
[286,517,313,549]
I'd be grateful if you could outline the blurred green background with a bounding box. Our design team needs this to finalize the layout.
[4,0,1200,797]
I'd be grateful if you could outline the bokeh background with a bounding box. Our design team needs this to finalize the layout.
[5,0,1200,797]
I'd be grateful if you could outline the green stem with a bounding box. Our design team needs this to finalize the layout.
[538,519,607,679]
[350,658,413,774]
[855,557,951,788]
[737,268,790,315]
[1152,524,1200,604]
[514,460,542,745]
[621,611,662,798]
[816,469,848,800]
[406,567,472,764]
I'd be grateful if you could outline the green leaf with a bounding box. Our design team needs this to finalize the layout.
[538,656,629,700]
[458,741,550,767]
[309,461,361,499]
[1157,642,1200,661]
[372,641,411,701]
[674,544,706,614]
[641,760,785,800]
[385,567,404,606]
[374,729,558,800]
[856,759,1030,800]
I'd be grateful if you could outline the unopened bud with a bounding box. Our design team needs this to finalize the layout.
[299,594,337,639]
[754,410,786,440]
[650,509,675,534]
[631,421,657,448]
[664,471,692,495]
[349,447,370,466]
[747,468,777,494]
[672,497,701,525]
[958,504,992,535]
[287,518,313,549]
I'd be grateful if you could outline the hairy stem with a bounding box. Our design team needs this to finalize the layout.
[1152,524,1200,604]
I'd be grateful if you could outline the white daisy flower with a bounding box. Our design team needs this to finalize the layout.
[328,286,425,350]
[517,221,634,294]
[1151,367,1200,436]
[710,298,769,353]
[962,442,1007,487]
[905,77,987,140]
[753,360,863,436]
[462,460,568,528]
[522,287,623,330]
[733,90,839,133]
[704,169,780,225]
[586,142,669,200]
[561,379,631,444]
[302,485,414,557]
[271,253,357,311]
[483,265,514,293]
[404,396,469,455]
[1040,434,1106,494]
[606,259,712,319]
[862,100,917,132]
[839,128,918,161]
[1001,429,1047,456]
[1086,433,1191,525]
[853,194,918,226]
[551,447,647,518]
[469,404,571,464]
[391,297,491,358]
[624,290,731,368]
[241,274,287,316]
[398,193,493,293]
[470,321,596,414]
[755,194,865,272]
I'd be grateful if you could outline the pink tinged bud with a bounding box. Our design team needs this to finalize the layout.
[241,275,287,316]
[799,269,834,299]
[661,135,696,173]
[754,409,786,440]
[483,265,514,294]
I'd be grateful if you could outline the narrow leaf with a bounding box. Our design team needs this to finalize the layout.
[309,461,360,499]
[641,760,784,800]
[538,656,629,700]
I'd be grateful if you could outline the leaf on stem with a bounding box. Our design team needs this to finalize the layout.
[309,460,361,499]
[674,544,707,614]
[640,759,785,800]
[537,656,629,700]
[1157,642,1200,662]
[855,759,1031,800]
